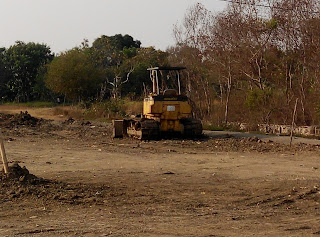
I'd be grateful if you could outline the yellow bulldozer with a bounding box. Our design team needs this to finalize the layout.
[113,66,202,140]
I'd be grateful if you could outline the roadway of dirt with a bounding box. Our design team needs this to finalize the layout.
[0,107,320,236]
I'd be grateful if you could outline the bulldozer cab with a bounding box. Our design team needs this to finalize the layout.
[147,66,186,97]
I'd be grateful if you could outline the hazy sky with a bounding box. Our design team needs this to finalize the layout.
[0,0,226,54]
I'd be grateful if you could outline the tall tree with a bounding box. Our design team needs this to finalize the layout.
[45,49,104,102]
[4,41,54,102]
[121,47,169,98]
[173,3,217,119]
[91,34,141,68]
[90,34,144,99]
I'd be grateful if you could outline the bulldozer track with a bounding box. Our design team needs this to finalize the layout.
[181,118,203,137]
[126,119,160,140]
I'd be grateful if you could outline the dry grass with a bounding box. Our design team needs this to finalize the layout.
[83,100,142,121]
[52,106,85,120]
[122,101,142,116]
[1,100,143,122]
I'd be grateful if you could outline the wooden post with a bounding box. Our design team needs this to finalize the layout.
[290,98,299,147]
[0,139,9,174]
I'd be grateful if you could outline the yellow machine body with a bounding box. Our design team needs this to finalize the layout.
[112,66,202,140]
[143,95,192,133]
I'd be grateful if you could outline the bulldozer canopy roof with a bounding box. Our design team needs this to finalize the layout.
[147,66,186,71]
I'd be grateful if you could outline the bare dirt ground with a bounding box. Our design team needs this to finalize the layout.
[1,106,320,236]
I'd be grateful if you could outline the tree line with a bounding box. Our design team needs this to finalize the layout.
[0,41,54,102]
[2,0,320,127]
[172,0,320,126]
[0,34,168,104]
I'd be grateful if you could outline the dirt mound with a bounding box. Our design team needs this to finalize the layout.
[0,111,44,128]
[0,163,114,205]
[0,163,42,184]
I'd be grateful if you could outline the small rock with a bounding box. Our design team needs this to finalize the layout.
[168,149,177,153]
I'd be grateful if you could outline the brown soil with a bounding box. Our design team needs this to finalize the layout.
[0,106,320,236]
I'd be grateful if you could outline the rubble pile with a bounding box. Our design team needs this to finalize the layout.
[0,163,41,184]
[0,111,43,128]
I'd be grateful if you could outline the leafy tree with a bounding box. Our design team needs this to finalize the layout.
[100,46,168,100]
[45,49,104,102]
[0,48,12,101]
[121,47,169,97]
[108,34,141,51]
[90,34,144,99]
[33,65,55,101]
[91,34,141,68]
[4,41,54,102]
[93,34,141,52]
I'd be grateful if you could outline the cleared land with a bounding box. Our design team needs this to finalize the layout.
[0,106,320,236]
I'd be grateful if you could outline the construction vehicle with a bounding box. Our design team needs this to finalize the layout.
[113,66,202,140]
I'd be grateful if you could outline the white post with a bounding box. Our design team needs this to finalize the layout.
[0,139,9,174]
[290,98,299,147]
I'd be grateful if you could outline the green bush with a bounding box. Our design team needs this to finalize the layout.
[245,88,273,111]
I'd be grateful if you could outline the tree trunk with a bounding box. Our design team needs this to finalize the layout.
[224,74,232,125]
